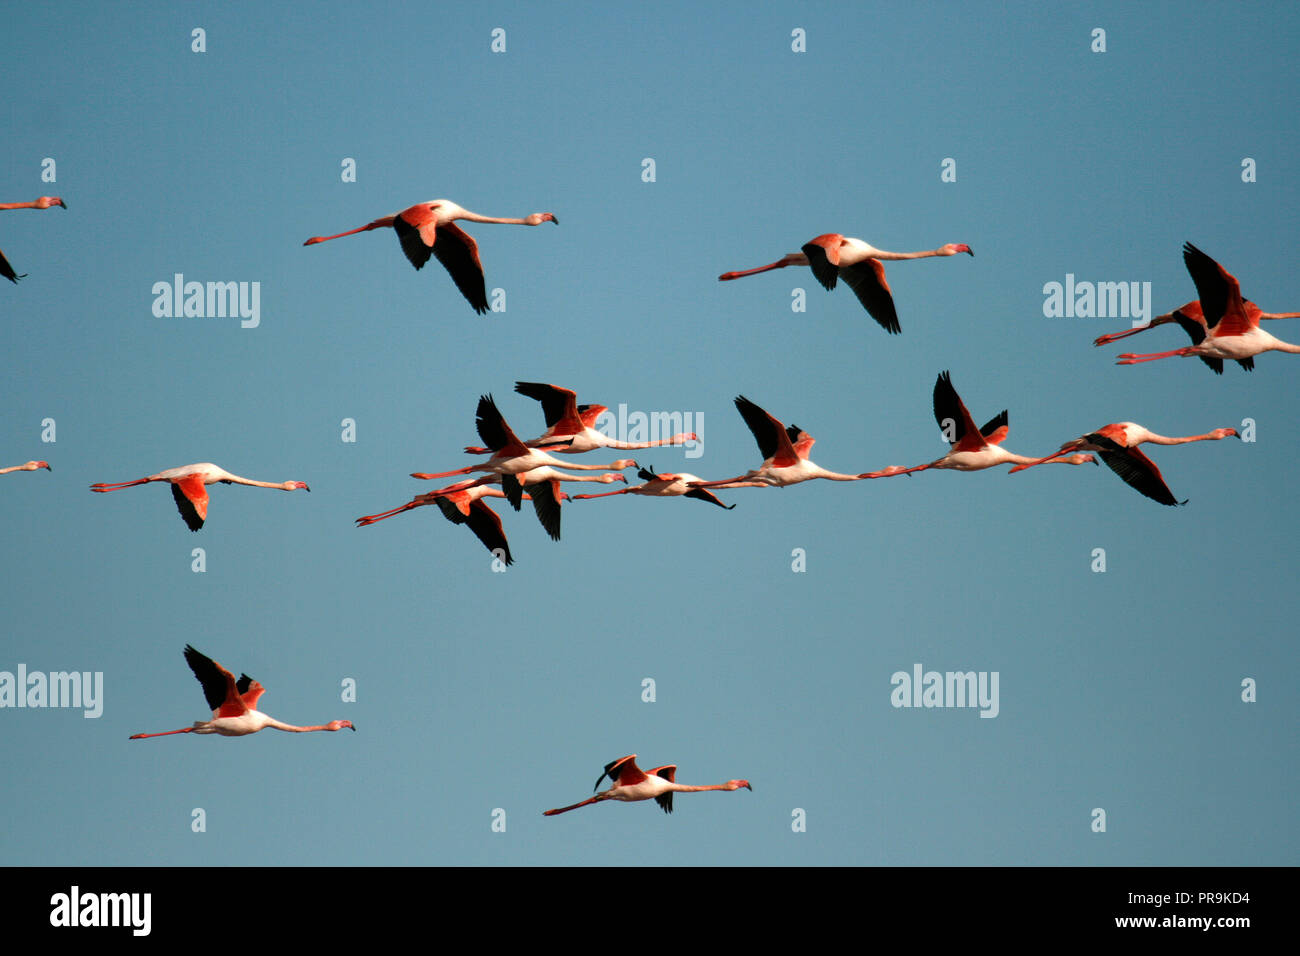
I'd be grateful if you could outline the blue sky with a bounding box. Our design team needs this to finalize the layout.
[1,0,1295,866]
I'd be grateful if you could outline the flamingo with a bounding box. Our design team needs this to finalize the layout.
[90,462,310,530]
[1,196,67,283]
[1117,243,1300,369]
[410,395,635,510]
[687,396,870,491]
[861,371,1096,478]
[462,382,696,455]
[718,234,972,333]
[303,199,556,314]
[513,466,626,541]
[571,465,736,509]
[1093,299,1300,368]
[130,645,354,739]
[1008,422,1239,506]
[544,755,751,816]
[357,483,536,565]
[0,460,51,475]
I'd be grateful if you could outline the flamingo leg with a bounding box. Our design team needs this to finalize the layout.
[1115,348,1195,365]
[129,727,195,740]
[543,795,604,816]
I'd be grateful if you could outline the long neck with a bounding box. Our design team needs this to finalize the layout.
[0,464,32,474]
[0,201,44,210]
[534,453,633,471]
[1143,431,1227,445]
[225,473,294,489]
[869,247,947,261]
[809,465,868,481]
[458,210,531,225]
[261,716,336,733]
[669,783,734,793]
[596,433,694,450]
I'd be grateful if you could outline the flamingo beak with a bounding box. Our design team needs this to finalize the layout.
[349,723,356,731]
[745,783,753,791]
[57,199,67,209]
[550,215,559,225]
[964,246,974,256]
[41,462,52,471]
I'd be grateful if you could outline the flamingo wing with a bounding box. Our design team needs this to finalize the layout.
[839,258,900,334]
[392,203,439,269]
[0,248,26,283]
[515,382,583,433]
[475,394,529,457]
[435,496,513,565]
[524,478,564,541]
[1087,436,1185,507]
[431,222,489,315]
[801,236,842,291]
[170,475,209,531]
[183,645,248,718]
[1182,242,1251,334]
[979,411,1010,446]
[649,765,678,813]
[932,371,986,451]
[734,396,799,467]
[595,755,645,791]
[237,674,266,710]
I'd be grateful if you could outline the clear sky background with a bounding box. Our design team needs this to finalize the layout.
[1,1,1295,866]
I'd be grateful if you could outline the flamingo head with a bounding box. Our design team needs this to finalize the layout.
[328,720,356,732]
[284,481,311,492]
[26,461,52,471]
[1213,428,1240,440]
[726,780,752,791]
[37,196,67,210]
[943,243,973,256]
[598,472,628,484]
[611,459,637,470]
[526,212,558,226]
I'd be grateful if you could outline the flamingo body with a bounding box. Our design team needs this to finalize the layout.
[544,755,751,816]
[304,199,556,314]
[90,462,309,530]
[719,234,972,333]
[129,645,354,739]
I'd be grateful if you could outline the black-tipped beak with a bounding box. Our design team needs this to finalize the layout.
[965,247,974,256]
[550,215,559,225]
[745,783,753,791]
[349,724,356,731]
[43,463,52,471]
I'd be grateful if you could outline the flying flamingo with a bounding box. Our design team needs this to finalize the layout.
[544,755,751,816]
[718,234,972,333]
[130,645,354,739]
[1093,299,1300,363]
[357,483,537,565]
[1117,243,1300,369]
[861,371,1096,478]
[1009,422,1239,506]
[1,196,67,283]
[303,199,557,314]
[463,382,696,455]
[571,465,736,509]
[410,395,635,509]
[90,462,310,530]
[0,460,51,475]
[687,396,871,491]
[513,466,627,540]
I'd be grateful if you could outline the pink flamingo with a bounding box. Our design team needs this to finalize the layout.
[571,465,735,509]
[130,645,354,739]
[90,462,309,530]
[861,371,1096,478]
[1009,422,1239,506]
[687,396,871,491]
[1117,243,1300,370]
[544,755,751,816]
[304,199,556,314]
[357,484,531,564]
[719,234,972,333]
[463,382,696,455]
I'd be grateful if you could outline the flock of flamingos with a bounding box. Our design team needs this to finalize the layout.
[5,194,1295,815]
